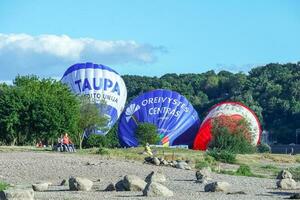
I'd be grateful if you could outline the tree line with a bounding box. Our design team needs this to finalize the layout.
[0,62,299,146]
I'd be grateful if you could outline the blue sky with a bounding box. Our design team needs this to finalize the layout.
[0,0,300,81]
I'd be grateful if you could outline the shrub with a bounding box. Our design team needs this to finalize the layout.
[209,118,256,154]
[289,167,300,181]
[83,134,108,148]
[195,160,209,169]
[96,147,110,155]
[135,123,160,146]
[0,182,8,191]
[235,165,253,176]
[207,149,237,164]
[257,143,271,153]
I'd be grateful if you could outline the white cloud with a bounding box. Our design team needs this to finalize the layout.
[0,33,164,79]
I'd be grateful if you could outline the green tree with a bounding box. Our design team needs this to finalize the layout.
[135,123,160,146]
[77,97,108,149]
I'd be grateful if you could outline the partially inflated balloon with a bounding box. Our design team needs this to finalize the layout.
[118,89,200,147]
[61,62,127,135]
[193,102,261,150]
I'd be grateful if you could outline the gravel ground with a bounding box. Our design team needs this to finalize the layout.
[0,151,298,200]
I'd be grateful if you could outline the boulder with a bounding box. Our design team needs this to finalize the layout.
[104,183,116,191]
[277,178,297,190]
[153,157,160,166]
[69,177,93,191]
[0,188,34,200]
[204,181,230,192]
[176,161,191,170]
[115,180,125,191]
[60,179,68,186]
[123,175,147,191]
[290,193,300,199]
[196,167,212,183]
[145,171,166,183]
[32,183,49,191]
[277,170,293,179]
[143,182,173,197]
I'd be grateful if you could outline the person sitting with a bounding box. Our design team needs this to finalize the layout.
[36,140,43,148]
[63,133,76,152]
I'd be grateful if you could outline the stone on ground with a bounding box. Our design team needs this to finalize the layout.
[176,161,191,170]
[152,157,160,166]
[204,181,230,192]
[277,178,297,190]
[0,188,34,200]
[145,171,167,183]
[290,193,300,199]
[32,182,49,191]
[123,175,147,191]
[143,182,173,197]
[69,177,93,191]
[277,170,293,179]
[104,183,116,191]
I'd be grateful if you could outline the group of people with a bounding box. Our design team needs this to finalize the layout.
[56,133,76,152]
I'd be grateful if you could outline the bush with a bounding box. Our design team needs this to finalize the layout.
[235,165,253,176]
[209,118,256,154]
[96,147,110,155]
[135,123,160,146]
[289,167,300,181]
[195,160,210,169]
[0,182,8,191]
[83,134,108,148]
[257,143,271,153]
[207,149,237,164]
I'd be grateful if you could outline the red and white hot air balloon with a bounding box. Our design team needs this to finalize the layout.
[193,102,261,150]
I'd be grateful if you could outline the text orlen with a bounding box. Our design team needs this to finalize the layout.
[74,78,120,95]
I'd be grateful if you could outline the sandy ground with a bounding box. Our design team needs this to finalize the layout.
[0,151,298,200]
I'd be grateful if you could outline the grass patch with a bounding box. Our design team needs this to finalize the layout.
[218,164,265,178]
[260,164,278,170]
[207,149,236,164]
[0,182,9,191]
[288,167,300,181]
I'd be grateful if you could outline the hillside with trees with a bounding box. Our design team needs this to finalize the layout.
[0,62,299,146]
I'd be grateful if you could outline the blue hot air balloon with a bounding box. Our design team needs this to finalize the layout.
[118,89,200,147]
[61,62,127,135]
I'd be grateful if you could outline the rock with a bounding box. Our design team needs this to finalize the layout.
[145,171,166,183]
[144,157,153,163]
[176,161,191,170]
[290,193,300,199]
[60,179,68,186]
[0,188,34,200]
[161,159,169,166]
[277,170,293,179]
[123,175,147,191]
[32,182,49,191]
[277,178,297,190]
[143,182,173,197]
[69,177,93,191]
[104,183,116,191]
[227,191,247,195]
[196,167,212,183]
[115,180,125,191]
[153,157,160,166]
[204,181,230,192]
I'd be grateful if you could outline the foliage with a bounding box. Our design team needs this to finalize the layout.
[209,117,256,154]
[77,97,109,149]
[135,123,160,146]
[235,164,253,176]
[0,75,80,146]
[96,147,110,155]
[84,134,107,148]
[206,149,237,164]
[289,167,300,181]
[195,160,210,169]
[0,182,8,191]
[257,143,271,153]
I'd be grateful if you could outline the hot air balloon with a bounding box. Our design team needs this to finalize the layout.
[193,102,261,150]
[61,62,127,135]
[118,89,200,147]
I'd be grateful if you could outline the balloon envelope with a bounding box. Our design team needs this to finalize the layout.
[61,62,127,135]
[118,89,200,147]
[193,101,261,150]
